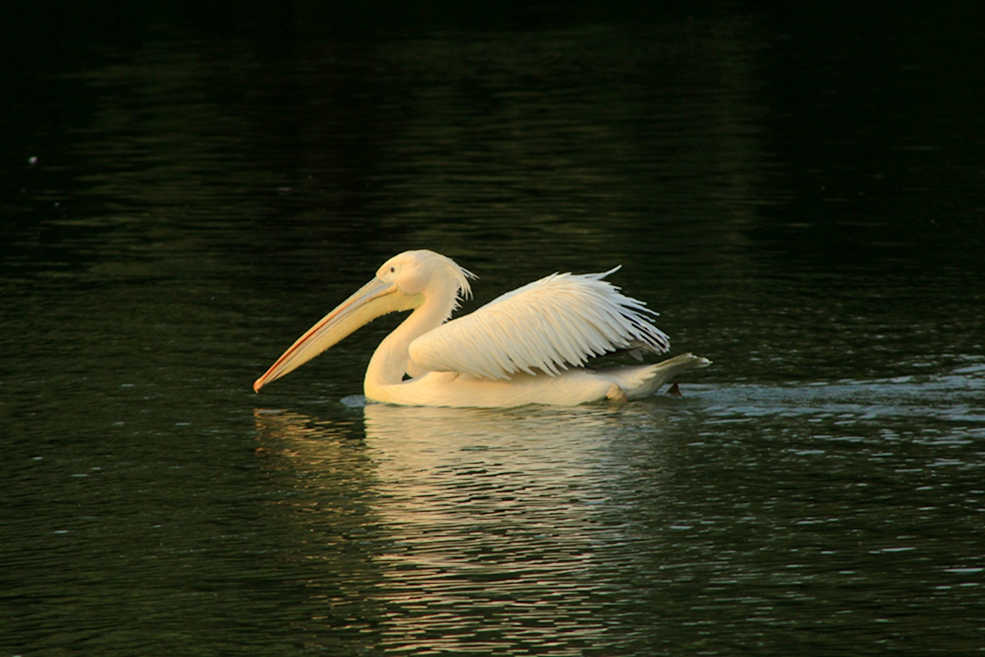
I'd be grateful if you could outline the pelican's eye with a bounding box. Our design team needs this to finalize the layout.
[389,266,396,273]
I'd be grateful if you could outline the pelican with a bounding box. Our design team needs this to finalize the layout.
[253,250,710,407]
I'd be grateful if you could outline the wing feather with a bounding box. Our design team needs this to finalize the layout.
[408,268,671,379]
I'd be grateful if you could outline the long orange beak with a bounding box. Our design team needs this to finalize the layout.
[253,277,409,392]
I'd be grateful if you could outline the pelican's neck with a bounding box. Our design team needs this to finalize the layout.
[364,282,458,392]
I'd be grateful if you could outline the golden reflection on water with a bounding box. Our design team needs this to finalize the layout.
[254,403,669,653]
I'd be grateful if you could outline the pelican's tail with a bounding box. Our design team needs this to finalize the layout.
[602,353,711,401]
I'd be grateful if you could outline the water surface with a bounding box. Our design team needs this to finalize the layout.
[2,5,984,655]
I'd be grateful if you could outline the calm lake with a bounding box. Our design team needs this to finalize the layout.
[2,3,984,655]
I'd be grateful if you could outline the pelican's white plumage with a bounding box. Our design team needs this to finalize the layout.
[254,250,710,407]
[409,268,669,380]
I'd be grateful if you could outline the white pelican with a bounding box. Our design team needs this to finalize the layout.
[253,250,710,407]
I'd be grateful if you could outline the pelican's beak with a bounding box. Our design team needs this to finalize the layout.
[253,277,412,392]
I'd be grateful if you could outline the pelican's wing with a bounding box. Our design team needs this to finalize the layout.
[408,268,670,380]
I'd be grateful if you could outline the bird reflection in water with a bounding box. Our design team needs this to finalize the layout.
[253,403,672,653]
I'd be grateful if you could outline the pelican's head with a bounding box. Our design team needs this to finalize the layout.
[376,249,474,301]
[253,250,474,392]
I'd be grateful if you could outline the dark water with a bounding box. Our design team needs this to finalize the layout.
[3,4,984,655]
